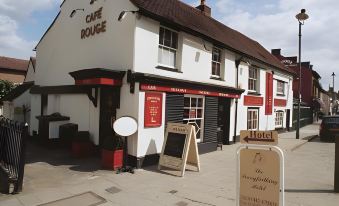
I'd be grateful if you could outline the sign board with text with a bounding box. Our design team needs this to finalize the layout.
[239,148,281,206]
[240,130,278,145]
[144,92,163,127]
[158,123,200,177]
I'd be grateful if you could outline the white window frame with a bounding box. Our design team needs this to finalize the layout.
[248,67,259,92]
[183,95,205,143]
[211,47,222,78]
[247,108,259,131]
[277,80,285,95]
[158,26,178,69]
[275,111,284,128]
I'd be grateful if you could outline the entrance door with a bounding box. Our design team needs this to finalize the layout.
[99,87,119,147]
[286,109,291,131]
[218,98,231,144]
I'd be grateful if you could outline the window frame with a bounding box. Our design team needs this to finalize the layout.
[248,67,259,92]
[247,108,259,131]
[183,95,205,143]
[275,111,284,128]
[158,26,179,69]
[277,80,285,96]
[211,47,222,78]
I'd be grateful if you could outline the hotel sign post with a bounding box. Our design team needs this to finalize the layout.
[237,130,284,206]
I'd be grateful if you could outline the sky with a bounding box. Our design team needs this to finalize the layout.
[0,0,338,90]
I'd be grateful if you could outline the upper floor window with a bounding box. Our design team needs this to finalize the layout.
[158,27,178,68]
[248,67,259,92]
[277,80,285,95]
[212,47,222,78]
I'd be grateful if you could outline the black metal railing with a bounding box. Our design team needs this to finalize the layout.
[0,117,27,194]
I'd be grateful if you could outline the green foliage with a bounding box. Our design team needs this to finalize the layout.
[0,80,15,99]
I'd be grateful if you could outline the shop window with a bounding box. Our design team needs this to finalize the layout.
[158,27,178,69]
[247,108,259,130]
[275,111,284,128]
[183,95,204,142]
[248,67,259,92]
[211,47,222,78]
[277,80,285,95]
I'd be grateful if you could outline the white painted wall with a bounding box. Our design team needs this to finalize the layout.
[134,16,237,88]
[24,61,35,82]
[35,0,137,86]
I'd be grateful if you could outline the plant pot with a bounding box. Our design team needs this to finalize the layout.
[101,149,123,170]
[72,141,93,158]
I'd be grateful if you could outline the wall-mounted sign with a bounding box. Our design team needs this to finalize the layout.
[239,148,281,206]
[240,130,278,146]
[144,92,163,127]
[81,7,107,39]
[265,72,273,115]
[274,99,287,107]
[244,96,264,106]
[141,84,241,99]
[158,123,200,177]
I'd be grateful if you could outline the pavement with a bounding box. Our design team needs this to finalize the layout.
[0,122,338,206]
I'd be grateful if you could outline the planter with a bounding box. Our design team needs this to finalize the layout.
[72,141,93,158]
[101,149,123,170]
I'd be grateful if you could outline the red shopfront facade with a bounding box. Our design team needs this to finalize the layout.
[130,73,245,153]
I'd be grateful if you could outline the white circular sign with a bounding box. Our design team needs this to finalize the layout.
[113,116,138,137]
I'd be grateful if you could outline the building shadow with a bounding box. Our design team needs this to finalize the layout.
[25,137,102,172]
[285,189,335,193]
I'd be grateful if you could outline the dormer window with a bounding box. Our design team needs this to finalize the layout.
[211,47,222,78]
[158,27,178,69]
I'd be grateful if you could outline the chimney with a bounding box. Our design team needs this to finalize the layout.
[301,62,311,69]
[196,0,211,17]
[271,49,281,56]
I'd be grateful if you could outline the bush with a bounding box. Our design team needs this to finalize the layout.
[0,80,15,99]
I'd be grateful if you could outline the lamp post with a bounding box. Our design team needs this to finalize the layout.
[296,9,309,139]
[332,72,336,115]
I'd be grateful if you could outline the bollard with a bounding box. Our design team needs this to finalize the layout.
[335,135,339,193]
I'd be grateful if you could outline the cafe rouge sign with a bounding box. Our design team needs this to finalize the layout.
[81,7,107,39]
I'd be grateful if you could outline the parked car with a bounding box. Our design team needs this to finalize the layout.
[319,116,339,142]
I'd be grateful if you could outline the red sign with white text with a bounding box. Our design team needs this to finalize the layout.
[140,84,240,99]
[274,99,287,107]
[265,73,273,115]
[144,92,163,127]
[244,96,264,106]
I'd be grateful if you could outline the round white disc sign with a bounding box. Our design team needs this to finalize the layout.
[113,116,138,137]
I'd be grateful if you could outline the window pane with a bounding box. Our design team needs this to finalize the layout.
[158,47,162,63]
[184,97,190,107]
[216,64,221,76]
[164,29,171,47]
[198,98,203,107]
[159,27,164,45]
[197,109,203,118]
[172,32,178,49]
[169,49,176,67]
[184,109,189,119]
[191,98,197,107]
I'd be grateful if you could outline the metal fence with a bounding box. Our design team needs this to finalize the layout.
[0,117,27,194]
[292,106,313,130]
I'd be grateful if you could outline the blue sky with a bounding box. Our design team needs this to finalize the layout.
[0,0,338,89]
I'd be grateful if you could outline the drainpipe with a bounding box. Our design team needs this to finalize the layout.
[234,58,242,143]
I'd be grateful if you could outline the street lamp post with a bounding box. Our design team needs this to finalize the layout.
[296,9,309,139]
[332,72,336,115]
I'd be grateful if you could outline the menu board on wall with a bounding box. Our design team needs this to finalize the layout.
[144,92,162,127]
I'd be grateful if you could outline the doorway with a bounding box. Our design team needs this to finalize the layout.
[286,109,291,131]
[99,87,119,148]
[218,98,231,144]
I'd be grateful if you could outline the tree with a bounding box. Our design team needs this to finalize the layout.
[0,80,15,99]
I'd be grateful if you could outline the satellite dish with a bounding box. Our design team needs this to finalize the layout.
[113,116,138,137]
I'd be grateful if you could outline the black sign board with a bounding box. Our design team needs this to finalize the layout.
[164,133,186,158]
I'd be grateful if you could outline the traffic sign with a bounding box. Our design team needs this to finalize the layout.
[240,130,278,145]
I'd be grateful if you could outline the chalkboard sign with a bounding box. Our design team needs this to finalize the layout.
[158,123,200,177]
[164,133,186,158]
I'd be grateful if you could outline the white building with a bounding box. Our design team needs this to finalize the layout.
[29,0,293,167]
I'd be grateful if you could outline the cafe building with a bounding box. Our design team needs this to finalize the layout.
[29,0,293,168]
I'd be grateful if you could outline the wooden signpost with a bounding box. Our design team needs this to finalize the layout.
[237,130,284,206]
[158,123,200,177]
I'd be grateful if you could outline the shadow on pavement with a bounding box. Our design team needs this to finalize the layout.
[309,136,335,143]
[25,138,102,173]
[285,189,336,193]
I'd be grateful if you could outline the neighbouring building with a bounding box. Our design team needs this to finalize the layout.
[28,0,294,168]
[1,57,35,126]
